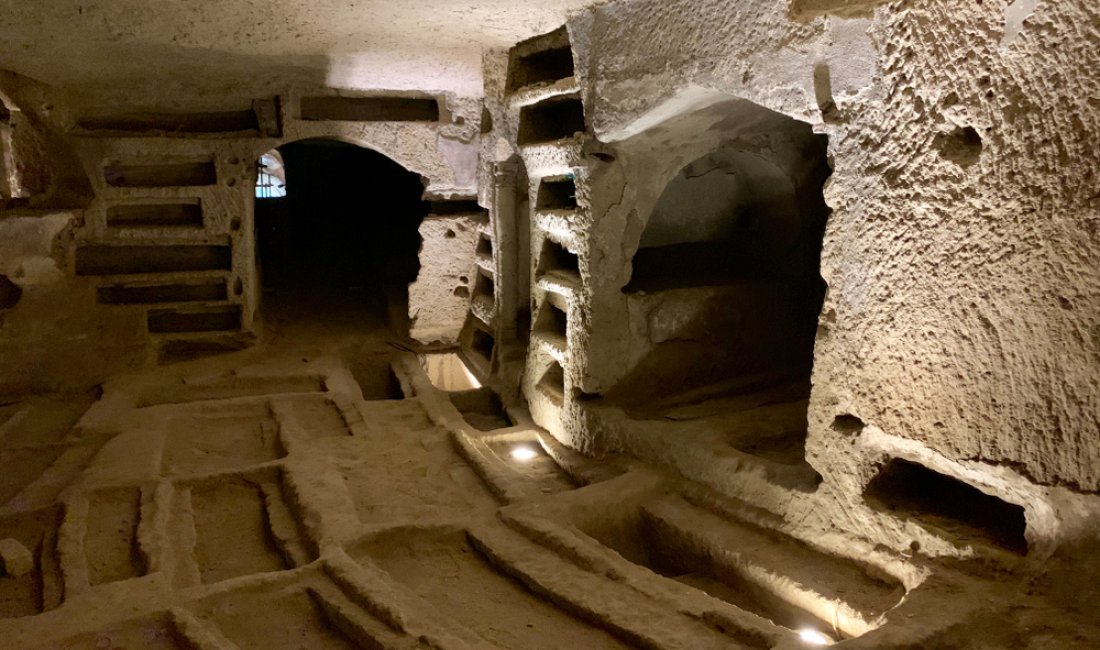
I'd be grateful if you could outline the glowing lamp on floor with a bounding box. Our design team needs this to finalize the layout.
[510,445,539,462]
[798,629,834,646]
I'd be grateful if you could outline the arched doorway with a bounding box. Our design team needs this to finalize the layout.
[254,139,428,335]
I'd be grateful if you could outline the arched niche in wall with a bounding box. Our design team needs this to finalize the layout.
[607,98,832,409]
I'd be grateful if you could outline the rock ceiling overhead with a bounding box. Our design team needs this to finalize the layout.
[0,0,601,101]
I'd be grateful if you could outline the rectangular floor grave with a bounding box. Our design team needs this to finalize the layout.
[193,585,359,650]
[188,474,290,584]
[84,486,146,585]
[162,404,283,476]
[574,500,904,641]
[349,528,629,649]
[0,506,63,619]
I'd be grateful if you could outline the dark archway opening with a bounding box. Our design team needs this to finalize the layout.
[611,109,831,410]
[255,139,428,335]
[599,101,831,482]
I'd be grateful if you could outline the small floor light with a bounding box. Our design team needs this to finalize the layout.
[798,629,833,646]
[510,445,538,462]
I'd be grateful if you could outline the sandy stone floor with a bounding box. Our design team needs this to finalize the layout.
[0,290,1097,649]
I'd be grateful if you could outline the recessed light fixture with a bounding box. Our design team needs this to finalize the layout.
[798,629,833,646]
[510,445,538,462]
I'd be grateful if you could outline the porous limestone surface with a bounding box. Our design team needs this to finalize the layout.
[0,317,1096,649]
[409,214,482,345]
[565,0,1100,495]
[0,211,148,395]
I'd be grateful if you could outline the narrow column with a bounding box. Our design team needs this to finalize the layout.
[491,161,519,344]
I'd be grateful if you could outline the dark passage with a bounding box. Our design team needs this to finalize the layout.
[255,140,428,333]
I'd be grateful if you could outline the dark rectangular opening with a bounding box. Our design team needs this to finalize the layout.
[97,281,227,305]
[78,110,259,134]
[517,98,586,145]
[106,201,203,228]
[104,161,217,187]
[430,199,484,215]
[506,27,574,92]
[864,458,1027,554]
[300,96,440,122]
[534,300,567,342]
[537,361,565,403]
[148,306,242,334]
[471,328,496,362]
[474,270,495,301]
[449,387,512,432]
[508,47,575,92]
[536,176,578,210]
[537,238,580,279]
[75,245,232,276]
[476,235,494,258]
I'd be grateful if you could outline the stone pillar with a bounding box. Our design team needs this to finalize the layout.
[492,161,519,343]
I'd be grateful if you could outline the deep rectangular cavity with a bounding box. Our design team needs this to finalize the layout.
[84,487,145,586]
[508,45,575,92]
[517,98,586,145]
[471,328,495,362]
[419,352,481,391]
[106,201,203,228]
[348,360,404,401]
[473,270,495,300]
[190,477,288,583]
[864,458,1028,554]
[79,110,259,134]
[537,238,580,278]
[300,96,440,122]
[507,27,575,92]
[476,234,494,257]
[104,160,217,187]
[535,300,567,341]
[536,176,578,210]
[449,387,511,432]
[75,245,231,276]
[147,306,241,334]
[430,199,483,215]
[98,281,227,305]
[537,361,565,402]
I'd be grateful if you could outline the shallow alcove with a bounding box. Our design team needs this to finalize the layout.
[591,99,832,483]
[864,458,1028,554]
[254,139,429,335]
[610,101,831,410]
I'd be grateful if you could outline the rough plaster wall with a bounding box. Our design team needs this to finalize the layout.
[575,0,1100,492]
[0,213,146,395]
[0,72,94,209]
[0,79,483,395]
[409,215,481,345]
